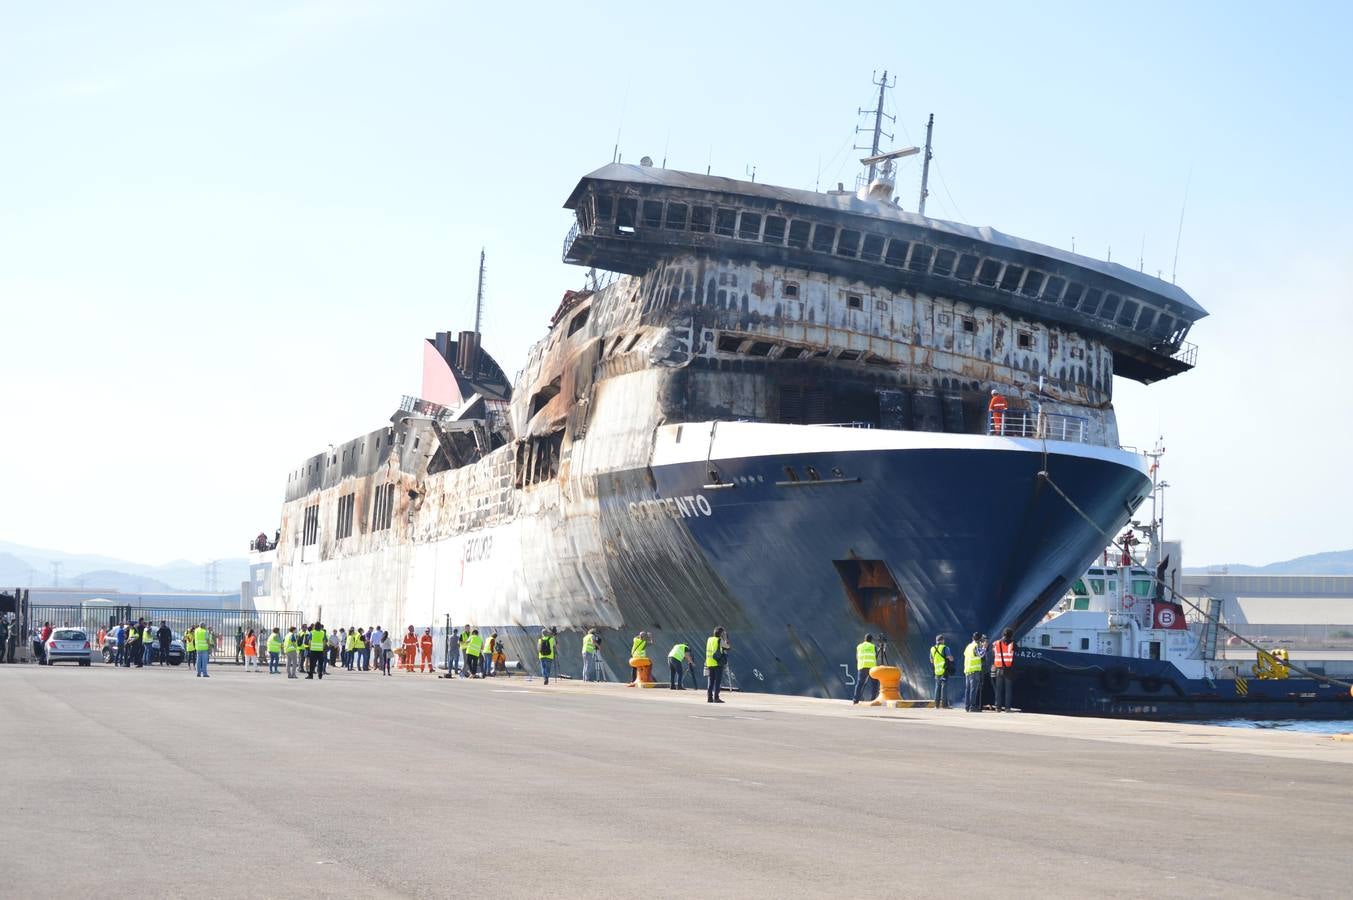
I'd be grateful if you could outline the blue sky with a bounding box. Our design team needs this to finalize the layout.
[2,0,1350,568]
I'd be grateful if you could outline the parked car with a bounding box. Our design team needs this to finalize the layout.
[100,630,186,665]
[45,628,92,666]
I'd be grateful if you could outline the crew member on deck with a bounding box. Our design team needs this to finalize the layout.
[988,388,1008,435]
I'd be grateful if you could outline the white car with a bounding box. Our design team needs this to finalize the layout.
[44,628,93,666]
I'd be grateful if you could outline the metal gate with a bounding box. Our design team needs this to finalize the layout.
[31,605,304,662]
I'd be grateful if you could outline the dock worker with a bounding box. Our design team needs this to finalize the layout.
[988,388,1008,435]
[420,628,435,674]
[963,633,987,712]
[457,624,471,677]
[266,627,282,674]
[157,621,172,665]
[991,628,1016,712]
[307,621,327,679]
[283,627,299,678]
[705,627,728,703]
[667,641,693,690]
[113,622,127,666]
[931,634,954,708]
[466,628,484,677]
[141,621,155,666]
[403,626,419,673]
[630,631,650,684]
[538,627,557,685]
[852,633,878,705]
[193,622,211,677]
[581,628,600,682]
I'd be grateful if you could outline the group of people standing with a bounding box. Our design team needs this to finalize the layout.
[571,626,731,703]
[849,628,1018,711]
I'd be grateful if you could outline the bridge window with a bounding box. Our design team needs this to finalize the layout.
[1020,271,1044,297]
[1116,299,1138,327]
[932,248,956,276]
[999,265,1024,292]
[664,203,688,230]
[616,198,637,234]
[738,212,762,240]
[1152,313,1174,337]
[1042,275,1066,301]
[1135,308,1157,333]
[690,206,712,233]
[908,244,933,272]
[954,253,979,281]
[1099,293,1121,320]
[861,233,885,262]
[595,194,613,219]
[884,238,909,266]
[715,208,737,236]
[642,200,664,228]
[811,224,836,253]
[787,219,811,249]
[836,229,861,258]
[1080,287,1103,315]
[977,259,1002,287]
[1062,282,1085,308]
[764,216,786,244]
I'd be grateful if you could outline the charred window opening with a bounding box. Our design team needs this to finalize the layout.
[846,294,863,310]
[529,376,562,417]
[763,215,786,244]
[715,208,737,237]
[811,224,836,253]
[884,239,909,266]
[1062,282,1085,308]
[616,198,637,235]
[737,212,762,240]
[567,307,590,336]
[516,430,564,488]
[783,281,799,298]
[1135,308,1157,333]
[302,504,319,546]
[961,316,976,334]
[608,335,626,355]
[1017,330,1034,349]
[1099,293,1121,320]
[594,195,614,219]
[908,244,933,272]
[1020,271,1045,297]
[664,202,688,230]
[932,248,956,276]
[1152,313,1174,337]
[641,200,664,229]
[690,206,712,233]
[833,558,907,637]
[1116,299,1138,327]
[1080,287,1103,315]
[954,253,979,281]
[717,333,743,353]
[999,265,1024,292]
[1042,275,1066,301]
[779,346,805,359]
[371,484,396,532]
[336,493,355,540]
[977,259,1002,287]
[836,229,861,258]
[860,233,885,262]
[837,349,861,361]
[787,220,811,249]
[747,341,774,357]
[625,333,642,352]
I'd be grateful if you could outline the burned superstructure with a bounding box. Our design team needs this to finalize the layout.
[272,124,1205,698]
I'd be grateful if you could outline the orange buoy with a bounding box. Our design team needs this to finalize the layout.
[630,656,657,688]
[868,665,903,705]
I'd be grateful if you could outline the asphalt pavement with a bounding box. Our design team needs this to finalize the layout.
[2,661,1351,899]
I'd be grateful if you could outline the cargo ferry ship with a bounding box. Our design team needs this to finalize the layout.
[260,88,1206,697]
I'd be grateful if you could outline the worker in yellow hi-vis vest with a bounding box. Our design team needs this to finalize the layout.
[851,633,878,705]
[705,626,728,703]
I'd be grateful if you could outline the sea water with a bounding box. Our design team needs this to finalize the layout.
[1205,719,1353,735]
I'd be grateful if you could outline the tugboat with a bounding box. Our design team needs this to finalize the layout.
[1015,452,1353,720]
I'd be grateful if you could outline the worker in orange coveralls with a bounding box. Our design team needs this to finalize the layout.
[403,626,419,672]
[419,628,434,673]
[988,388,1008,435]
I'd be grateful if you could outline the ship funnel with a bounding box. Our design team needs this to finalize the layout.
[456,330,481,376]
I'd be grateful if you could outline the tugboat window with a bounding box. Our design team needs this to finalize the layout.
[787,220,811,249]
[1080,638,1091,650]
[715,208,737,236]
[690,206,712,233]
[1040,634,1051,646]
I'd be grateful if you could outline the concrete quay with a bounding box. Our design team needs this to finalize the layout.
[2,663,1351,899]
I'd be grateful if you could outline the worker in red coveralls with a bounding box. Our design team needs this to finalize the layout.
[988,389,1008,435]
[403,626,419,672]
[419,628,434,673]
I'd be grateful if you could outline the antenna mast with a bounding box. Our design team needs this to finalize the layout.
[918,113,934,216]
[856,70,896,183]
[474,248,485,335]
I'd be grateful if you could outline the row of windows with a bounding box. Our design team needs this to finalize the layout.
[585,193,1190,345]
[301,505,319,547]
[371,484,396,532]
[287,433,396,485]
[336,493,356,540]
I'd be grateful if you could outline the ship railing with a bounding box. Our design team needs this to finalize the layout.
[399,395,448,418]
[1169,340,1198,368]
[562,222,580,262]
[807,421,874,429]
[988,410,1088,442]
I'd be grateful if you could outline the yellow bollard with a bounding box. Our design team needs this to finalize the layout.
[868,666,903,706]
[629,657,657,688]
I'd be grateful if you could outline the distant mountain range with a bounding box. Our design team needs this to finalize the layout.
[1184,549,1353,576]
[0,540,249,593]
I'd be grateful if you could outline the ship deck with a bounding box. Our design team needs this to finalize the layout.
[4,664,1351,897]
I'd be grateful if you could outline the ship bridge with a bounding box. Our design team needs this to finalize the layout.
[563,163,1207,384]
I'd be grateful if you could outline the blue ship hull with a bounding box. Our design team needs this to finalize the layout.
[560,437,1152,699]
[1010,647,1353,720]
